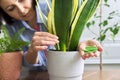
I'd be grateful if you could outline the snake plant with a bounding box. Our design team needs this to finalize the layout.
[36,0,101,51]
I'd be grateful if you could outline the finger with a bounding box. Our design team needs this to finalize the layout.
[89,53,95,57]
[85,54,91,58]
[94,51,100,57]
[97,45,103,52]
[83,54,90,60]
[81,55,86,60]
[79,42,86,50]
[35,46,48,51]
[79,49,85,56]
[35,40,58,46]
[34,32,58,39]
[32,34,59,46]
[33,36,59,43]
[40,36,59,43]
[90,40,103,52]
[79,50,86,59]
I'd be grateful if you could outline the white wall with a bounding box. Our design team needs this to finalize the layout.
[81,0,120,64]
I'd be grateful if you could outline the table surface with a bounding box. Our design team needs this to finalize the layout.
[83,70,120,80]
[22,69,120,80]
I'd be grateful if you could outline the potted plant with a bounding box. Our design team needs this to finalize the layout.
[0,24,29,80]
[36,0,101,80]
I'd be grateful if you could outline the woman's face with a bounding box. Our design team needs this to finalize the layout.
[0,0,35,21]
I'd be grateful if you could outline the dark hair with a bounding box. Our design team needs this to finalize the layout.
[0,8,13,25]
[0,0,36,26]
[0,13,2,26]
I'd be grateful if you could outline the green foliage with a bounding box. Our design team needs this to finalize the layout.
[36,0,101,51]
[86,0,120,42]
[0,25,30,55]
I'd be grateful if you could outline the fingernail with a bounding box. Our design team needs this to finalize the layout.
[56,40,59,43]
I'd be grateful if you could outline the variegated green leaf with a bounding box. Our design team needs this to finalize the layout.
[53,0,73,51]
[68,0,101,50]
[36,0,48,30]
[36,0,101,51]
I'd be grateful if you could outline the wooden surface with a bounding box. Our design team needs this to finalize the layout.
[22,70,49,80]
[22,69,120,80]
[83,70,120,80]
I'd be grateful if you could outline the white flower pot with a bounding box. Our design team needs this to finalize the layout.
[46,51,84,80]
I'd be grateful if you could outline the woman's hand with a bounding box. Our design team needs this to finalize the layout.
[26,32,59,64]
[78,40,103,60]
[30,32,59,52]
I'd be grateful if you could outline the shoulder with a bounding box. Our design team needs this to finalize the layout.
[7,20,23,29]
[6,20,24,34]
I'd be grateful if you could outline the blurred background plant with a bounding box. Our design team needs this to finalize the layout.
[86,0,120,70]
[0,24,29,55]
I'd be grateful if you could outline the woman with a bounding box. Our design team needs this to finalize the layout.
[0,0,103,76]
